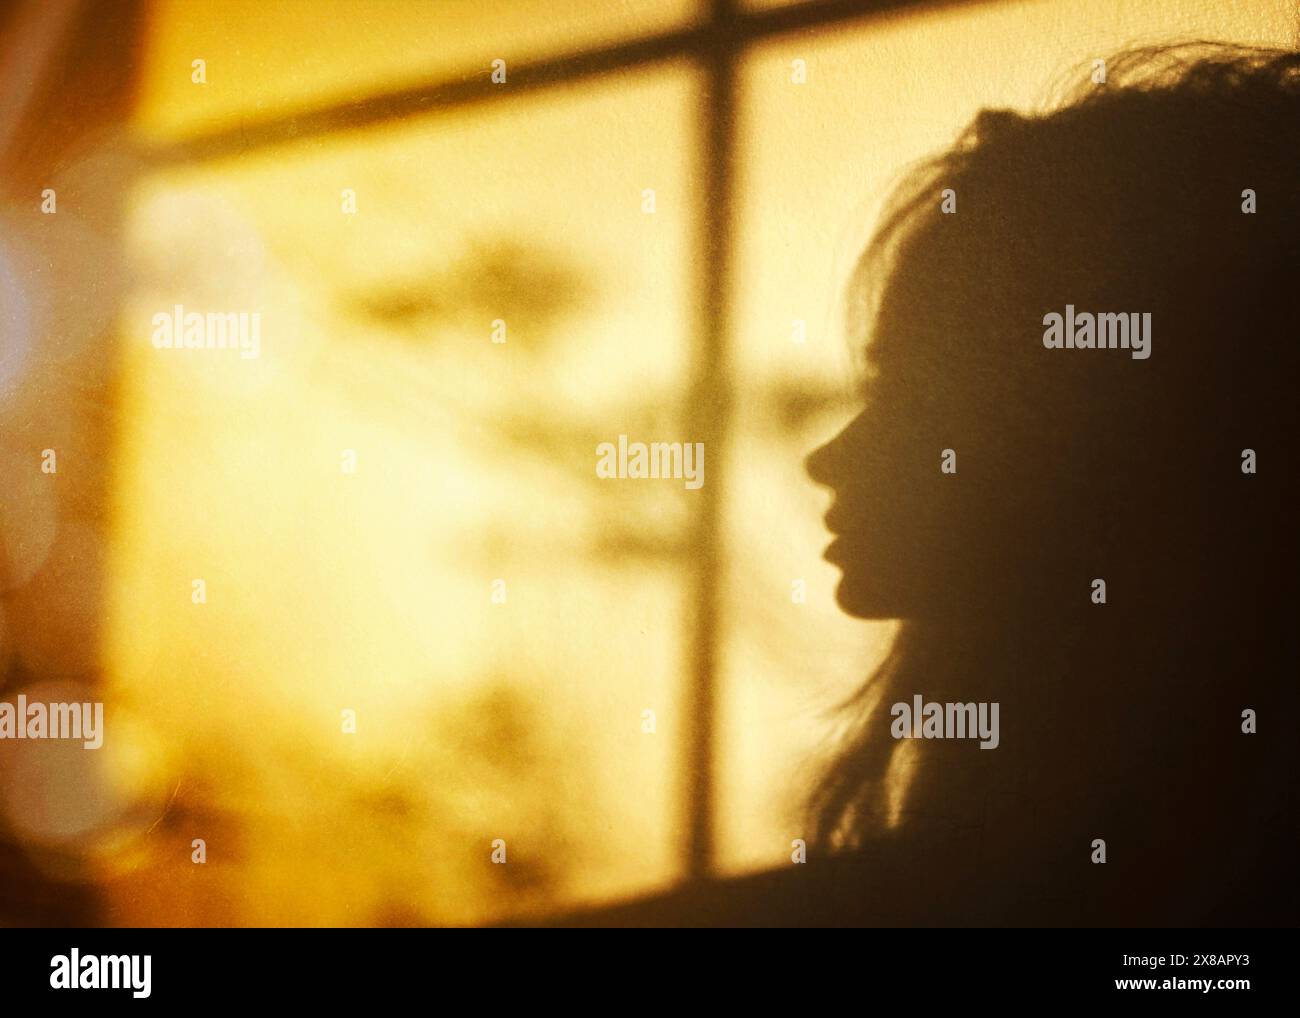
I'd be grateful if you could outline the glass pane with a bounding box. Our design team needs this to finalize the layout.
[722,0,1298,876]
[107,63,701,925]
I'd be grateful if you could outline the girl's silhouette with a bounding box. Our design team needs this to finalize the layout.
[804,44,1298,924]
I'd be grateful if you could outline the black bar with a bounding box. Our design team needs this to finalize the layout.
[0,928,1287,1005]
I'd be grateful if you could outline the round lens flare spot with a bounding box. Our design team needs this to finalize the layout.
[0,681,173,872]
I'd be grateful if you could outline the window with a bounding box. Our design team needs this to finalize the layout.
[5,0,1288,925]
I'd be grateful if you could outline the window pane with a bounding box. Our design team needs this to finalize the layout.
[109,63,701,925]
[721,0,1298,876]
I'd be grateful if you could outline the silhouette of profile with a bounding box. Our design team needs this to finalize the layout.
[553,44,1297,928]
[802,43,1298,924]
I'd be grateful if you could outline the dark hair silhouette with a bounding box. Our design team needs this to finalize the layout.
[805,44,1298,923]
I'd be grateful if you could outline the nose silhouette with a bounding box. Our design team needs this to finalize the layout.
[805,412,865,489]
[804,440,834,489]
